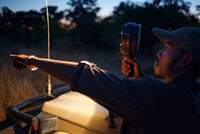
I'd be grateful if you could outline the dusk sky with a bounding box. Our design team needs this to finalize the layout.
[0,0,199,17]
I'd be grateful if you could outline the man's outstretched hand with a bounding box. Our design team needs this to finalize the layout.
[121,56,143,79]
[10,54,29,72]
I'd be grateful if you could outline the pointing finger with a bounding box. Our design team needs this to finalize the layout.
[10,54,17,58]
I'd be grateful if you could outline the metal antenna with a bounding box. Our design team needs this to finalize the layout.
[45,0,53,97]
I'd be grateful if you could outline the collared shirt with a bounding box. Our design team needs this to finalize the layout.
[70,61,200,134]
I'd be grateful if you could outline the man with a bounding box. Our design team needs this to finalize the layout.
[10,27,200,134]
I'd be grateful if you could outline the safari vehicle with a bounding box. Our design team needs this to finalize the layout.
[11,82,122,134]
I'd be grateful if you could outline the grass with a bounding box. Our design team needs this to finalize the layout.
[0,39,155,121]
[0,63,47,120]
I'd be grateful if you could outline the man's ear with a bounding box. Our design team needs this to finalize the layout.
[178,54,193,68]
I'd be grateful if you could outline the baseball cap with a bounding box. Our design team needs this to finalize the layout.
[153,27,200,64]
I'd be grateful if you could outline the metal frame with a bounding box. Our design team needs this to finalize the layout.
[11,82,70,126]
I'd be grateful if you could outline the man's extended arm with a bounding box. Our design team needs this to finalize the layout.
[10,54,78,84]
[10,54,175,127]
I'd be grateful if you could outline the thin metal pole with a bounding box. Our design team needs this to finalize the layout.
[45,0,52,96]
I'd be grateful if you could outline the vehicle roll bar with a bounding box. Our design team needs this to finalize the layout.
[11,82,70,126]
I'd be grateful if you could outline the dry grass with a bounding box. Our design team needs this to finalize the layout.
[0,64,45,120]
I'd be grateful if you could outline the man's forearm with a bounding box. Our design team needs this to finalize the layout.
[29,57,78,84]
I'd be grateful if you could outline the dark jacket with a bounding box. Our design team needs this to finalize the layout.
[70,62,200,134]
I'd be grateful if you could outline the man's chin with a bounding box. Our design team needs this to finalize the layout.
[154,73,162,79]
[154,70,163,79]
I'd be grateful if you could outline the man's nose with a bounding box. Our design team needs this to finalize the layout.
[156,49,162,58]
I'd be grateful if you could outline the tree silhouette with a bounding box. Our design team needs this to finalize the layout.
[0,7,14,24]
[196,5,200,15]
[66,0,100,26]
[102,0,199,50]
[0,0,199,51]
[0,7,14,37]
[65,0,101,48]
[41,6,64,21]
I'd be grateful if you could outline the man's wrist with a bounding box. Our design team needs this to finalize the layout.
[26,55,38,71]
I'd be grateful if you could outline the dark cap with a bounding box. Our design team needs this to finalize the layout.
[153,27,200,64]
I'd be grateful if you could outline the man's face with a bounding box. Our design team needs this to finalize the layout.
[154,40,185,82]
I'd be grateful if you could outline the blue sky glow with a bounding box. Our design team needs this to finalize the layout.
[0,0,199,17]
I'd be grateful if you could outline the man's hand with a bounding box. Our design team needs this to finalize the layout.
[10,54,78,83]
[121,56,143,79]
[10,54,29,71]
